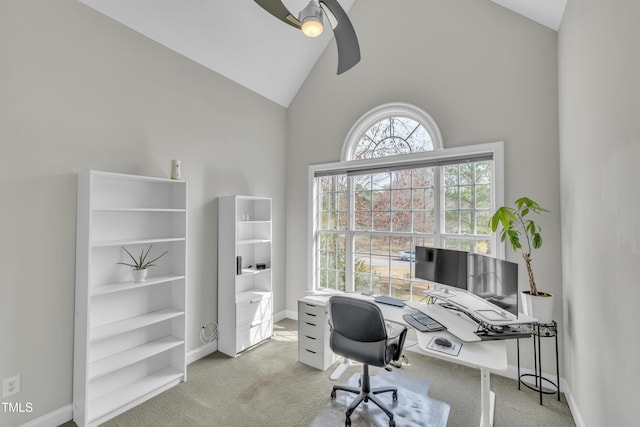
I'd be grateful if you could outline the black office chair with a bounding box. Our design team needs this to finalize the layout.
[328,296,408,427]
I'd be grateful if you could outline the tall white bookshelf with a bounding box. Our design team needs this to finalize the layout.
[74,170,187,427]
[218,196,273,357]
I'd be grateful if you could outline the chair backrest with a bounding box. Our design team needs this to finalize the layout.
[329,296,390,367]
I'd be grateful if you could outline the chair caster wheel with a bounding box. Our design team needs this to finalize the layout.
[392,391,398,401]
[345,415,351,426]
[331,390,336,400]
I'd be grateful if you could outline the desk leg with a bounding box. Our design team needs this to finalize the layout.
[329,358,351,381]
[480,367,494,427]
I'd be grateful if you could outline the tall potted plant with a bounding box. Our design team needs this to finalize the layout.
[489,197,554,323]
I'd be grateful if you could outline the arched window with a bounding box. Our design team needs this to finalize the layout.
[310,103,503,299]
[342,102,443,161]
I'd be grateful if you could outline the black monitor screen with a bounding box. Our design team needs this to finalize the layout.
[468,254,519,316]
[415,246,468,290]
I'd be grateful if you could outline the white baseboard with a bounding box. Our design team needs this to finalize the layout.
[20,404,72,427]
[561,381,586,427]
[273,309,287,323]
[284,309,298,321]
[186,340,218,365]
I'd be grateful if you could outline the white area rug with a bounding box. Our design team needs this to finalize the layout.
[310,369,450,427]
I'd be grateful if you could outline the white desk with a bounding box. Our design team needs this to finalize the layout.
[299,294,507,427]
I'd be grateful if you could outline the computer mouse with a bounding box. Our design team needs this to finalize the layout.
[435,337,452,348]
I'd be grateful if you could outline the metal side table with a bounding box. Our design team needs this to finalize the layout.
[516,320,560,405]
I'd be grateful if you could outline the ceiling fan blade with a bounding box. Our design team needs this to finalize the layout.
[254,0,301,29]
[320,0,360,74]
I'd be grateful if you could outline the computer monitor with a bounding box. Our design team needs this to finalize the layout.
[468,253,519,316]
[415,246,520,318]
[414,246,468,290]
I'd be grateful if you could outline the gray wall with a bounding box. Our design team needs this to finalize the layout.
[0,1,286,425]
[286,0,561,370]
[559,1,639,425]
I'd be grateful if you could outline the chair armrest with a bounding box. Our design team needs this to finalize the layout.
[385,321,408,362]
[386,321,406,339]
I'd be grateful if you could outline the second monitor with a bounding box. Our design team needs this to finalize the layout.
[414,246,519,317]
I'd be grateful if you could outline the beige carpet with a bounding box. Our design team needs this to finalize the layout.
[59,319,575,427]
[311,370,450,427]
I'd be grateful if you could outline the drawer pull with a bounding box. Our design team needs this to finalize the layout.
[304,322,317,327]
[304,303,316,308]
[305,335,316,340]
[250,322,261,328]
[250,299,261,304]
[305,313,317,317]
[305,349,317,354]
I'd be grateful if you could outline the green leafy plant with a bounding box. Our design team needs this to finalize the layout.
[117,245,167,270]
[489,197,549,296]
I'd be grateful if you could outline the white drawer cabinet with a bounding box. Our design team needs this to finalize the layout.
[298,298,334,370]
[218,196,273,357]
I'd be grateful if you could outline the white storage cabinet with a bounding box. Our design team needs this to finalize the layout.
[73,170,187,427]
[298,297,335,370]
[218,196,273,357]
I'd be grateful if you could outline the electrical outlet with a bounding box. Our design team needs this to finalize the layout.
[2,375,21,398]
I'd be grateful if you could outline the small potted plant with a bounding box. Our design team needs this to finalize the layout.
[489,197,553,323]
[117,245,168,283]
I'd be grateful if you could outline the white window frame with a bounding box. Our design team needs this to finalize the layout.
[308,141,505,293]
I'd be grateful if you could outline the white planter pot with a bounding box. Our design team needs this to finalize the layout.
[132,269,148,283]
[521,291,554,324]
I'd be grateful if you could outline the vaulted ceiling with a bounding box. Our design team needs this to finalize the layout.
[78,0,566,107]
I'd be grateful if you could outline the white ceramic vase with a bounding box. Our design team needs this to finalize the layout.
[521,291,554,324]
[132,269,148,283]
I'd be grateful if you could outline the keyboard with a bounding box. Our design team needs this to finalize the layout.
[403,311,446,332]
[374,295,405,307]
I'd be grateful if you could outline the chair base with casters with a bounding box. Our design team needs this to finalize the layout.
[331,364,398,427]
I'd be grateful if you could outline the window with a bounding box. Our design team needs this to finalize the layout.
[310,103,504,300]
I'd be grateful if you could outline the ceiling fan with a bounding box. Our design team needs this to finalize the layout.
[254,0,361,74]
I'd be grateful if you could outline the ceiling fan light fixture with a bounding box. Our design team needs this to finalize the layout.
[300,1,324,37]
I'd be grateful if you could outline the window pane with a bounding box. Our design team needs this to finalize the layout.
[412,187,434,211]
[372,212,391,231]
[353,116,435,160]
[476,162,492,184]
[445,211,459,234]
[460,163,474,185]
[460,211,473,234]
[413,211,435,233]
[392,211,412,232]
[444,165,458,185]
[475,210,491,235]
[391,279,411,299]
[373,277,391,296]
[372,190,390,211]
[371,172,390,190]
[460,186,473,209]
[354,234,371,253]
[391,189,411,210]
[445,187,459,209]
[476,184,491,209]
[413,168,435,187]
[354,211,371,230]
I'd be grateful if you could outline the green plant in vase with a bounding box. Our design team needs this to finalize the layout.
[489,197,554,323]
[117,245,168,283]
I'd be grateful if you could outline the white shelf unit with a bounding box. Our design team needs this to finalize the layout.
[74,170,187,427]
[218,196,273,357]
